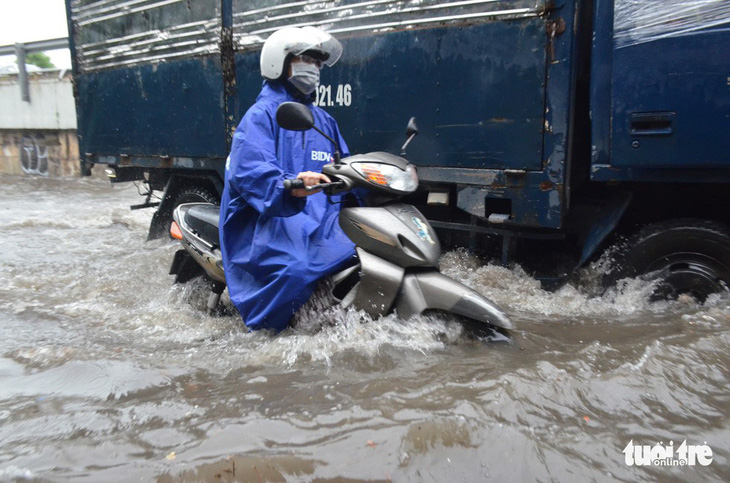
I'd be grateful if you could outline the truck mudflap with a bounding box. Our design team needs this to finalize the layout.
[395,271,513,330]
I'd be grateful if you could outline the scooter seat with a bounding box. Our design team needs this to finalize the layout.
[185,204,220,246]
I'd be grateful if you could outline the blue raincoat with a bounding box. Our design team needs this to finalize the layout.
[219,81,355,331]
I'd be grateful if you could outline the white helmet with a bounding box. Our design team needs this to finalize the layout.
[260,26,343,80]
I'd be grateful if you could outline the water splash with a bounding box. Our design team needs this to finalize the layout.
[439,249,728,320]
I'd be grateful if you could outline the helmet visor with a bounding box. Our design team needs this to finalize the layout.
[284,26,342,67]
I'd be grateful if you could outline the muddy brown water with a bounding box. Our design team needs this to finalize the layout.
[0,176,727,482]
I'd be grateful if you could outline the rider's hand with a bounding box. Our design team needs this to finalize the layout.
[291,171,331,198]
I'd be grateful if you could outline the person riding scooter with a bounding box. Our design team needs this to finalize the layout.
[219,26,355,332]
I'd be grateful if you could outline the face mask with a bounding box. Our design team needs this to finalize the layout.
[288,62,320,95]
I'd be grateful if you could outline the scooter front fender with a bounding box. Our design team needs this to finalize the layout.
[395,271,513,330]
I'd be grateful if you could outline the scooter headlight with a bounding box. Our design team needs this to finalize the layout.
[352,162,418,193]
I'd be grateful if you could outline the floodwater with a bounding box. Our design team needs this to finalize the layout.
[0,175,728,482]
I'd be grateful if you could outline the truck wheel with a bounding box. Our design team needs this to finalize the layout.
[168,186,219,236]
[173,186,219,208]
[605,219,730,301]
[149,185,219,240]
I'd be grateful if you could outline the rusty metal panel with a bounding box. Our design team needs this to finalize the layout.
[69,0,221,73]
[232,0,548,50]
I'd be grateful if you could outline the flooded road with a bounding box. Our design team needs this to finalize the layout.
[0,175,728,481]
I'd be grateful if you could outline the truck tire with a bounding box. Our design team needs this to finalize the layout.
[168,186,219,237]
[149,185,219,240]
[173,186,219,208]
[605,219,730,301]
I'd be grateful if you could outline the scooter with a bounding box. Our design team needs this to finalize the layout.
[169,102,512,331]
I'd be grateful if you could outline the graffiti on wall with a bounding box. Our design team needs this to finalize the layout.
[20,134,49,176]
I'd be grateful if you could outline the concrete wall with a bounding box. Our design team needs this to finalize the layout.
[0,71,77,130]
[0,129,79,177]
[0,71,82,177]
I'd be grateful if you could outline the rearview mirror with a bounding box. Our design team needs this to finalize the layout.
[400,117,419,155]
[406,117,419,138]
[276,102,314,131]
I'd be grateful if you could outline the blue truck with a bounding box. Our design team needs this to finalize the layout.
[66,0,730,298]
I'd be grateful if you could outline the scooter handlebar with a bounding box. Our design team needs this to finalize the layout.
[283,178,348,192]
[283,178,305,190]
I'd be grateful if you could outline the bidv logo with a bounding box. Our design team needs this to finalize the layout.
[311,150,332,162]
[623,440,713,467]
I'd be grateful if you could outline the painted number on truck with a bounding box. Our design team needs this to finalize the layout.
[315,84,352,107]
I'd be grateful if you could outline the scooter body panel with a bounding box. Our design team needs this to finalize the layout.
[395,271,513,330]
[339,203,440,268]
[346,248,404,317]
[173,203,226,283]
[329,246,512,329]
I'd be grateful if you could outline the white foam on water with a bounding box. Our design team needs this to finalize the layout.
[0,466,34,479]
[439,249,728,320]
